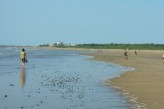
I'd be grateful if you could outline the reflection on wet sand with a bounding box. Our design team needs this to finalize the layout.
[20,68,26,88]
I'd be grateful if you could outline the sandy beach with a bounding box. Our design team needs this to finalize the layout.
[89,49,164,109]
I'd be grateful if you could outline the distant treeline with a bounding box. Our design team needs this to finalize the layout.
[71,43,164,50]
[39,43,164,50]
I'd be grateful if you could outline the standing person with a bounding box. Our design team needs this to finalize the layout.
[124,49,128,59]
[135,50,137,55]
[20,48,27,67]
[163,54,164,64]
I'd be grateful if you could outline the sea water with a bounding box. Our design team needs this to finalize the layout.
[0,47,135,109]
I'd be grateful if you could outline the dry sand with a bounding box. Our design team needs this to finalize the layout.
[89,49,164,109]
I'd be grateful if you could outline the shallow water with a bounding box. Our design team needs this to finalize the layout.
[0,47,134,109]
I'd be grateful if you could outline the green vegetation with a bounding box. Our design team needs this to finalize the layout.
[70,43,164,50]
[39,43,49,47]
[39,43,164,50]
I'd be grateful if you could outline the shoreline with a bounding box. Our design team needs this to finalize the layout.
[89,49,164,109]
[33,47,164,109]
[0,47,134,109]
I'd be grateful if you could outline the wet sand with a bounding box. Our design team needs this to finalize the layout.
[0,48,135,109]
[89,49,164,109]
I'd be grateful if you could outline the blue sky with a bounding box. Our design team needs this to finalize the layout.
[0,0,164,45]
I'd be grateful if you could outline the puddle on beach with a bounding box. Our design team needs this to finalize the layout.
[0,49,138,109]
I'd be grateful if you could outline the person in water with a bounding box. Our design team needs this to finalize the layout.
[20,48,27,67]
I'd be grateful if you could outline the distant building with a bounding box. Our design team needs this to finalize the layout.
[47,42,76,47]
[56,42,64,46]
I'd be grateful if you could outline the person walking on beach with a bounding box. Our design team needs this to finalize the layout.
[124,49,128,59]
[135,50,137,55]
[20,48,27,67]
[162,54,164,64]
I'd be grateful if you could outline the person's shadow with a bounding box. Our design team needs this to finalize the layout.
[20,68,26,88]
